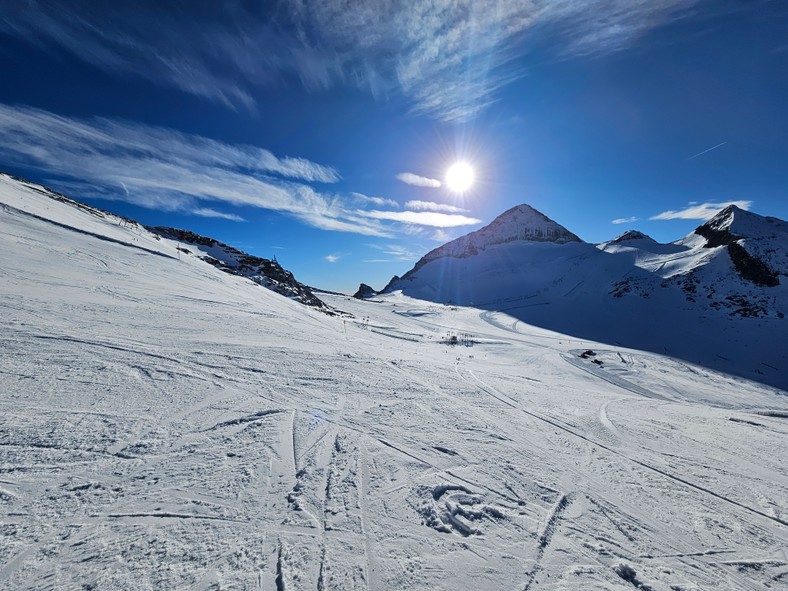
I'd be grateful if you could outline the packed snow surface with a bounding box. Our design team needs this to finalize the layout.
[1,175,787,590]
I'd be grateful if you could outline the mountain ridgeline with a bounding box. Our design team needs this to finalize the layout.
[383,202,784,313]
[0,173,330,313]
[370,202,787,389]
[149,227,331,312]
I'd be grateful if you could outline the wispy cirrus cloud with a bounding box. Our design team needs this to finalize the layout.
[366,243,422,262]
[0,104,397,235]
[0,104,339,184]
[431,229,452,242]
[405,200,467,214]
[611,216,640,224]
[192,208,245,222]
[351,192,399,208]
[650,201,752,221]
[397,173,441,188]
[0,1,704,121]
[358,209,481,228]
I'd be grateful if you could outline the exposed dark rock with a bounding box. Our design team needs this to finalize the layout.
[353,283,378,299]
[150,226,332,312]
[727,243,779,287]
[381,275,401,293]
[694,205,744,247]
[149,227,218,248]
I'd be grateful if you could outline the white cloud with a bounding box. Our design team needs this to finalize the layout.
[650,201,753,221]
[351,192,399,208]
[192,208,245,222]
[0,104,396,237]
[405,200,467,213]
[359,209,481,228]
[325,254,341,263]
[368,243,421,261]
[397,173,441,188]
[0,2,703,121]
[431,229,451,242]
[611,216,639,225]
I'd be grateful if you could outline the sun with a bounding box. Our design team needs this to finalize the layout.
[445,161,474,193]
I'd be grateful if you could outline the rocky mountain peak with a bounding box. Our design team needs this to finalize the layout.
[398,203,581,279]
[610,230,655,243]
[353,283,377,299]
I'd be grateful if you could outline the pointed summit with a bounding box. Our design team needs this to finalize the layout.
[690,205,785,287]
[694,204,788,247]
[353,283,377,299]
[406,204,580,273]
[610,230,655,244]
[400,204,581,277]
[478,204,582,245]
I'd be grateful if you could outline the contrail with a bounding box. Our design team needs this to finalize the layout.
[686,141,727,161]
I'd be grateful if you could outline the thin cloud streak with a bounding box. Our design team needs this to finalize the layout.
[611,216,639,224]
[192,208,245,222]
[651,200,752,220]
[368,243,421,261]
[431,229,451,242]
[351,192,399,208]
[686,141,727,161]
[0,1,704,122]
[397,173,442,188]
[359,209,481,228]
[405,200,467,213]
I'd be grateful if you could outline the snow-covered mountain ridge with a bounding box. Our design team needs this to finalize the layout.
[403,204,581,277]
[389,201,785,313]
[0,173,329,312]
[148,226,330,311]
[382,202,786,388]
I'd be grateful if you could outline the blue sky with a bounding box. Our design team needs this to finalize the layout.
[0,1,786,293]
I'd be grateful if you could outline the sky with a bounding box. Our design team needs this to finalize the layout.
[0,1,786,293]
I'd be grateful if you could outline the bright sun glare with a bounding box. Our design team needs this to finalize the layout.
[445,162,474,193]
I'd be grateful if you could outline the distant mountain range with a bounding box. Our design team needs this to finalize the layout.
[361,202,787,388]
[380,202,785,316]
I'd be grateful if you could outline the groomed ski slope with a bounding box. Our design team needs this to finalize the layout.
[1,176,787,590]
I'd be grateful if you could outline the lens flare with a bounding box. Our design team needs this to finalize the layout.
[445,162,474,192]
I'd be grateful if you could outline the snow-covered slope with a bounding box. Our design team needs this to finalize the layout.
[149,226,330,311]
[0,174,329,312]
[385,203,787,389]
[2,176,788,590]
